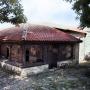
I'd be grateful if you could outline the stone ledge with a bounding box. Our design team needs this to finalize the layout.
[0,60,49,77]
[0,60,22,75]
[0,60,75,77]
[21,65,48,77]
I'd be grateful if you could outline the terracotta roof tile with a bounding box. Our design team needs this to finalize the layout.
[0,24,81,43]
[55,27,86,35]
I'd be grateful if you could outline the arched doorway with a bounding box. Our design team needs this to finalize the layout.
[6,47,9,59]
[25,49,29,62]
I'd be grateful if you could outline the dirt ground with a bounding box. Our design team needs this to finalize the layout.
[0,62,90,90]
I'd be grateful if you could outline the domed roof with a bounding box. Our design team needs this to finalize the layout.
[0,24,81,43]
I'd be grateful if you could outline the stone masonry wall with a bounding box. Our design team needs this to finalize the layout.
[0,44,23,63]
[0,43,79,67]
[1,44,9,58]
[11,45,23,63]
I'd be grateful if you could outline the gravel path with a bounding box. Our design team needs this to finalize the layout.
[0,68,90,90]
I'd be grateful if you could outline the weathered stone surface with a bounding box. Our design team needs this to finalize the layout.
[21,65,48,77]
[0,59,81,77]
[0,67,90,90]
[0,59,79,77]
[0,60,21,75]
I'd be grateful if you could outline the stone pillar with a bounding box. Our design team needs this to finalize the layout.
[73,43,79,64]
[58,45,62,61]
[22,45,26,65]
[43,45,48,64]
[9,45,12,61]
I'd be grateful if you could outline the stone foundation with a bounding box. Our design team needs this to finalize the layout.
[0,59,77,77]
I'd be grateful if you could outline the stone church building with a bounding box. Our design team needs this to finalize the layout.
[0,24,82,68]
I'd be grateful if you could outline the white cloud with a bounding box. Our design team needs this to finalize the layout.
[21,0,73,21]
[21,0,79,27]
[0,0,79,29]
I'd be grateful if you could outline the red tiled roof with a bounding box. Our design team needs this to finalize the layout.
[0,24,81,43]
[55,27,86,36]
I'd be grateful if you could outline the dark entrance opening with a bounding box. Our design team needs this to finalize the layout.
[49,45,58,69]
[25,49,29,62]
[6,47,9,59]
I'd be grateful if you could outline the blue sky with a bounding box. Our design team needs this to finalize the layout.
[0,0,79,29]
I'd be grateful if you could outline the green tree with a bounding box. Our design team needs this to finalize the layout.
[0,0,27,24]
[65,0,90,29]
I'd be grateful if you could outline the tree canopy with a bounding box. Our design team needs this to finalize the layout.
[0,0,27,24]
[65,0,90,29]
